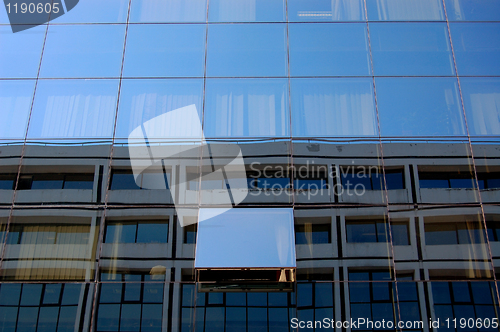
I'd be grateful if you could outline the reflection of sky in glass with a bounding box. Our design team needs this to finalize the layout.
[288,0,365,22]
[49,0,129,23]
[208,0,285,22]
[0,80,35,139]
[445,0,500,21]
[461,78,500,136]
[366,0,444,21]
[129,0,207,23]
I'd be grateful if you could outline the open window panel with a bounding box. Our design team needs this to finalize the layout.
[195,208,296,292]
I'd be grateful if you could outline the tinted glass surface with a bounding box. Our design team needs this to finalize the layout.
[366,0,445,21]
[445,0,500,21]
[208,0,285,22]
[129,0,207,23]
[0,80,35,139]
[288,0,365,21]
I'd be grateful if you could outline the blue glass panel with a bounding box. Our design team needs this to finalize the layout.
[268,292,287,306]
[181,308,194,332]
[43,284,62,304]
[471,282,494,305]
[17,307,38,332]
[420,179,449,189]
[110,172,140,190]
[385,171,404,190]
[268,308,289,332]
[121,303,141,331]
[445,0,500,21]
[37,306,59,332]
[181,284,195,306]
[433,305,454,331]
[226,307,246,332]
[204,78,289,138]
[51,0,128,23]
[0,306,17,332]
[452,282,471,302]
[209,0,285,22]
[453,304,475,320]
[100,283,122,303]
[315,283,333,307]
[143,283,163,303]
[289,23,370,76]
[61,284,81,305]
[39,25,125,78]
[247,307,267,332]
[450,23,500,76]
[372,302,394,322]
[347,223,377,243]
[129,0,207,23]
[288,0,365,21]
[397,282,418,301]
[123,25,205,78]
[226,292,246,306]
[350,303,372,321]
[28,79,118,139]
[20,284,42,305]
[366,0,445,21]
[296,309,314,331]
[425,224,458,245]
[0,284,21,305]
[0,80,35,139]
[460,78,500,136]
[206,24,287,77]
[391,223,409,246]
[370,23,454,76]
[106,224,136,243]
[0,25,45,78]
[116,79,203,139]
[141,304,162,332]
[205,307,225,332]
[291,78,376,137]
[372,281,390,301]
[349,281,371,302]
[247,292,267,306]
[97,304,120,332]
[124,275,141,301]
[399,302,420,322]
[432,282,451,304]
[376,78,465,137]
[475,305,498,332]
[297,283,313,307]
[57,306,77,332]
[136,223,168,243]
[208,292,223,305]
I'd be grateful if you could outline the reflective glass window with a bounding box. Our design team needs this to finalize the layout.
[136,223,169,244]
[50,0,129,23]
[376,78,465,137]
[204,78,289,138]
[0,25,45,78]
[208,0,285,22]
[183,224,197,244]
[129,0,207,23]
[206,24,287,77]
[370,23,454,76]
[450,23,500,76]
[460,78,500,136]
[289,23,370,76]
[425,222,485,245]
[0,306,18,331]
[445,0,500,21]
[105,223,137,244]
[288,0,365,21]
[123,25,206,78]
[366,0,445,21]
[116,79,203,139]
[39,25,125,78]
[291,78,376,137]
[295,223,331,245]
[0,80,35,139]
[28,79,119,139]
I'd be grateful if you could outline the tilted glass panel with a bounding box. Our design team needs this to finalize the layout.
[460,78,500,136]
[39,25,125,78]
[206,24,287,77]
[366,0,445,21]
[50,0,129,23]
[204,78,289,138]
[289,23,370,76]
[0,25,45,78]
[28,79,119,140]
[291,78,376,137]
[288,0,365,22]
[0,80,35,139]
[449,23,500,76]
[370,22,454,76]
[123,25,206,78]
[208,0,285,22]
[445,0,500,21]
[129,0,207,23]
[376,78,465,137]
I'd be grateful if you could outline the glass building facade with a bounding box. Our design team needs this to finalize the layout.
[0,0,500,331]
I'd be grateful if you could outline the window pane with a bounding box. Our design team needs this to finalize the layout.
[97,304,120,332]
[37,306,59,332]
[129,0,207,23]
[0,80,34,139]
[385,171,404,190]
[291,78,376,137]
[136,223,168,243]
[209,0,285,22]
[431,282,451,304]
[206,307,225,332]
[289,23,370,76]
[116,79,203,139]
[123,25,205,78]
[366,0,444,21]
[204,78,289,137]
[28,79,118,139]
[63,174,94,189]
[184,224,197,244]
[142,304,162,332]
[40,25,125,78]
[445,0,500,21]
[0,306,17,332]
[61,284,82,305]
[51,0,129,23]
[391,223,409,246]
[226,307,246,332]
[143,283,163,303]
[288,0,365,21]
[124,275,141,301]
[461,78,500,136]
[376,78,465,137]
[106,224,136,243]
[17,307,38,332]
[346,222,377,243]
[450,23,500,76]
[121,304,141,331]
[247,308,267,332]
[315,283,333,307]
[110,172,140,190]
[247,292,266,306]
[100,283,123,303]
[370,23,454,76]
[297,283,313,307]
[20,284,42,305]
[206,24,287,77]
[0,25,45,78]
[425,223,457,245]
[57,306,77,332]
[0,284,21,305]
[31,175,64,189]
[43,284,62,304]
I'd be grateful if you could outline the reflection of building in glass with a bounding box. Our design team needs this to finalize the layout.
[1,0,500,331]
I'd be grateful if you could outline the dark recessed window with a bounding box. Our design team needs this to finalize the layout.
[5,224,90,245]
[346,219,409,245]
[486,220,500,242]
[293,166,329,191]
[183,224,197,244]
[425,222,486,245]
[0,174,16,190]
[104,221,168,244]
[477,172,500,190]
[110,169,170,190]
[295,223,331,245]
[17,174,94,190]
[341,168,404,190]
[419,171,476,189]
